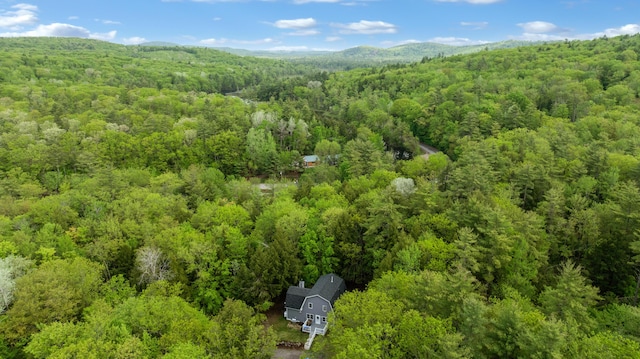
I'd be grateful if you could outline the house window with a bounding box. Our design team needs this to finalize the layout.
[308,303,313,309]
[306,314,314,321]
[322,305,327,312]
[322,317,327,323]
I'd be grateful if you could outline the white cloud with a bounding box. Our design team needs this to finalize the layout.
[287,29,320,36]
[91,30,117,41]
[0,23,116,40]
[598,23,640,37]
[200,37,228,45]
[333,20,397,35]
[435,0,502,4]
[165,0,373,3]
[293,0,340,3]
[293,0,374,5]
[273,18,319,36]
[0,4,118,42]
[461,21,488,29]
[95,18,121,25]
[0,3,39,29]
[170,0,247,2]
[340,1,372,5]
[68,16,79,20]
[12,3,38,11]
[123,36,147,45]
[428,36,490,46]
[234,37,277,45]
[274,18,316,29]
[325,36,342,42]
[511,23,640,42]
[518,21,558,34]
[514,33,565,41]
[381,39,421,47]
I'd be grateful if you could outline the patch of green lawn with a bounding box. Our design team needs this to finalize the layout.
[271,317,309,343]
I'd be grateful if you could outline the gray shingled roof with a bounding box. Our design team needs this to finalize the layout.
[285,274,347,310]
[285,286,310,309]
[308,274,346,305]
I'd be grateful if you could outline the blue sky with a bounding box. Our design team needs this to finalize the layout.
[1,0,639,51]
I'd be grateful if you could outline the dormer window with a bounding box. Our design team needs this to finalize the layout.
[308,302,313,309]
[322,305,327,312]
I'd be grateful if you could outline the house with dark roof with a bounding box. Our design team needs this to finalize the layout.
[284,273,346,336]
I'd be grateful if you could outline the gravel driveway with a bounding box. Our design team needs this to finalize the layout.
[273,348,304,359]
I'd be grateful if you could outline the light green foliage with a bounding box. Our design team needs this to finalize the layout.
[342,127,394,178]
[414,232,455,272]
[191,200,253,235]
[328,289,467,358]
[1,257,103,344]
[254,197,308,243]
[299,229,336,283]
[314,139,341,165]
[246,128,277,174]
[595,304,640,340]
[163,343,210,359]
[180,165,227,206]
[0,255,32,314]
[539,261,600,332]
[577,331,640,358]
[448,190,548,299]
[400,156,430,179]
[100,274,137,307]
[477,294,572,358]
[25,289,275,358]
[207,130,246,176]
[210,299,276,359]
[396,311,466,359]
[328,290,402,358]
[369,269,480,321]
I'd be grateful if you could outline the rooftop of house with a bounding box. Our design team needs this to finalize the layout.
[309,274,346,304]
[285,286,310,310]
[303,155,319,162]
[285,273,346,309]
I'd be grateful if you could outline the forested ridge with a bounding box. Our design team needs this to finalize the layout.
[217,40,542,72]
[0,37,313,94]
[1,34,640,358]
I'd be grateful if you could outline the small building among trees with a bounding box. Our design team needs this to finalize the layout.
[303,155,319,168]
[284,273,346,336]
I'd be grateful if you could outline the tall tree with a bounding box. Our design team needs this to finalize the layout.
[0,257,103,345]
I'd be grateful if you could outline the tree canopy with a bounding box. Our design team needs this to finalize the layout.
[2,34,640,357]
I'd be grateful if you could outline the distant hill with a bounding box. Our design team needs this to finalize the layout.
[0,37,314,94]
[386,40,539,59]
[215,47,333,59]
[213,40,548,70]
[0,36,547,74]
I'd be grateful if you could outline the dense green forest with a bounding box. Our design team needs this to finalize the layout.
[1,34,640,358]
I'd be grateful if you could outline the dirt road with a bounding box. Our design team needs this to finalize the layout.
[419,143,439,160]
[273,348,304,359]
